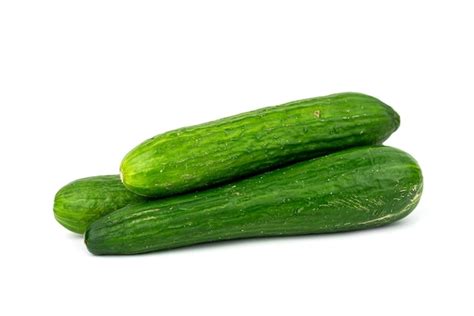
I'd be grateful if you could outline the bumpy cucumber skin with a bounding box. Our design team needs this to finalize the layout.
[120,92,400,197]
[54,175,146,234]
[86,146,422,255]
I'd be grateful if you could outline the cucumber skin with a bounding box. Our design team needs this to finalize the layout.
[121,92,400,197]
[86,146,422,255]
[54,175,147,234]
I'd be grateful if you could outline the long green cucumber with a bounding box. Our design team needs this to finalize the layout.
[120,92,400,197]
[86,146,422,255]
[54,175,147,234]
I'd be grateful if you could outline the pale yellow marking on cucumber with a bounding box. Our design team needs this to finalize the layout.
[357,213,400,226]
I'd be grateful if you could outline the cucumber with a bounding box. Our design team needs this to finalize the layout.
[121,92,400,197]
[86,146,422,255]
[54,175,147,234]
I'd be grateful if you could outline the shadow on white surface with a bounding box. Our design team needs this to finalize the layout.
[66,233,83,240]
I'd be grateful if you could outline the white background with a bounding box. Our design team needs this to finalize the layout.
[1,1,472,315]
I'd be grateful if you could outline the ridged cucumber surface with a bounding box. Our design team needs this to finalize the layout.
[121,92,400,197]
[54,175,147,234]
[87,146,422,255]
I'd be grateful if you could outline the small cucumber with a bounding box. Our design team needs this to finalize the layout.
[121,92,400,197]
[54,175,146,234]
[86,146,422,255]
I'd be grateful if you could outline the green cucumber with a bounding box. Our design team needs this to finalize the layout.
[121,92,400,197]
[54,175,147,234]
[86,146,422,255]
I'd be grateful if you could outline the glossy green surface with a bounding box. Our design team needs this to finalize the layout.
[54,175,146,234]
[121,92,400,197]
[86,146,422,255]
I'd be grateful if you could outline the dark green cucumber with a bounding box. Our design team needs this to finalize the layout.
[86,146,422,255]
[121,92,400,197]
[54,175,147,234]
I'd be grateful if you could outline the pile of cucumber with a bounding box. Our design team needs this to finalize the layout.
[54,92,423,255]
